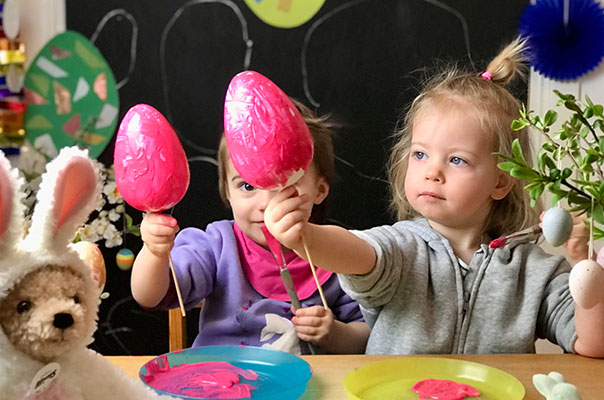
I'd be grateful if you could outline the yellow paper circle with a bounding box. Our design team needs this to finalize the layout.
[244,0,325,28]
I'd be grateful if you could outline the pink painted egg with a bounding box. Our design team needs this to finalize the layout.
[114,104,190,212]
[569,259,604,309]
[224,71,313,189]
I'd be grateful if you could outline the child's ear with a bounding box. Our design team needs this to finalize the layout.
[313,177,330,205]
[491,170,514,200]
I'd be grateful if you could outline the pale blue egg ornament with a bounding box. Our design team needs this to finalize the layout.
[542,207,573,247]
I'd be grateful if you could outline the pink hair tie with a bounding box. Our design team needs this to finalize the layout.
[481,71,493,80]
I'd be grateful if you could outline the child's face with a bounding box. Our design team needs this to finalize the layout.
[404,106,512,232]
[225,160,329,247]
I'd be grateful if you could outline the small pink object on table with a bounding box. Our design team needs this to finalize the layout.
[224,70,313,189]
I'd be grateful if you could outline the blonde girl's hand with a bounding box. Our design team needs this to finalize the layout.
[564,212,591,263]
[140,213,179,257]
[264,185,313,251]
[291,305,334,348]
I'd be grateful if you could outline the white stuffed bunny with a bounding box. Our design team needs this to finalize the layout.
[533,371,581,400]
[0,147,172,400]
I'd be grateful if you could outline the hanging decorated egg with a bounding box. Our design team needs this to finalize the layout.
[542,207,573,247]
[113,104,190,212]
[116,248,135,271]
[224,70,313,189]
[569,259,604,309]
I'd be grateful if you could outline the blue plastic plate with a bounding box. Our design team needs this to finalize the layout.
[139,345,312,400]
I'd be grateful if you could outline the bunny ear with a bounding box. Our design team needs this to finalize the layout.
[0,151,25,254]
[26,147,100,251]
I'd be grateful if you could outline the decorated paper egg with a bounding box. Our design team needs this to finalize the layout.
[224,71,313,189]
[569,259,604,309]
[72,241,106,290]
[542,207,573,247]
[116,248,135,271]
[114,104,190,212]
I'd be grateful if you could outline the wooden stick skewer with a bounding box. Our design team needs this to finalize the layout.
[168,255,186,317]
[302,236,328,309]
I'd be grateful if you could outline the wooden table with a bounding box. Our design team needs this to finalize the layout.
[108,353,604,399]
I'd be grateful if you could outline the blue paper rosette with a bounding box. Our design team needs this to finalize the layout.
[518,0,604,81]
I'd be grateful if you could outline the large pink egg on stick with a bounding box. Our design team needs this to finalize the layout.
[114,104,190,212]
[224,71,313,189]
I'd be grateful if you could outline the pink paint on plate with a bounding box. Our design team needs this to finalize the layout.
[411,378,480,400]
[142,356,258,399]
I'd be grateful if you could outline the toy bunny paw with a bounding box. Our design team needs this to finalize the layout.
[533,371,581,400]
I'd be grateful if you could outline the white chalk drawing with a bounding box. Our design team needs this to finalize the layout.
[301,0,472,109]
[159,0,254,155]
[91,9,138,90]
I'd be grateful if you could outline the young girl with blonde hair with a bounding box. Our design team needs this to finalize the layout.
[264,39,604,356]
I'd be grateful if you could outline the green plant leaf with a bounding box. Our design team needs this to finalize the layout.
[510,167,539,180]
[592,203,604,225]
[497,161,519,171]
[511,119,529,131]
[543,110,558,127]
[511,139,528,165]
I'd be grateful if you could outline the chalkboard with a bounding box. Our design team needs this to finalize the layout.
[66,0,529,355]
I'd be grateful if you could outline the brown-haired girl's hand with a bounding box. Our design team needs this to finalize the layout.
[140,212,180,257]
[264,185,313,251]
[291,305,334,348]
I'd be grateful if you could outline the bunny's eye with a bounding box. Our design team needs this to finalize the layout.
[17,301,32,314]
[73,295,81,304]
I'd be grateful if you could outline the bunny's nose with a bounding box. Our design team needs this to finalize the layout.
[53,313,74,329]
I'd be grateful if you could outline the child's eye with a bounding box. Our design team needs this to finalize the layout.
[413,151,427,160]
[450,156,467,165]
[240,182,255,192]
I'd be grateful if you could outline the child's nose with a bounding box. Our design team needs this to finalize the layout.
[258,190,275,210]
[425,163,444,182]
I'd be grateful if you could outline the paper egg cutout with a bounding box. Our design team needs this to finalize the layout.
[116,248,135,271]
[73,241,106,290]
[114,104,190,212]
[569,259,604,309]
[542,207,573,247]
[224,70,313,189]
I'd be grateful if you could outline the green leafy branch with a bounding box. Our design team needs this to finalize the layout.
[497,91,604,240]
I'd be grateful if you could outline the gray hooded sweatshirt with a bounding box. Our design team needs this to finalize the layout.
[339,219,577,355]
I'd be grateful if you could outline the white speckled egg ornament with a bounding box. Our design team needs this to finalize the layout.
[569,259,604,309]
[542,207,573,247]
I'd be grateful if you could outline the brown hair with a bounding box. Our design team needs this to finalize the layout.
[218,99,336,222]
[388,37,540,239]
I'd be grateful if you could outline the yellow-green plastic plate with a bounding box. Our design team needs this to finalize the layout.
[344,357,524,400]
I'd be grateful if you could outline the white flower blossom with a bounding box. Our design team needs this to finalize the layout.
[18,144,138,250]
[102,224,123,248]
[103,181,122,204]
[108,208,121,222]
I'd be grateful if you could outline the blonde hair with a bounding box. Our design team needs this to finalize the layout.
[218,99,336,222]
[388,37,540,239]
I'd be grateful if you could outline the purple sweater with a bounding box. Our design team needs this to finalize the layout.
[157,220,363,354]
